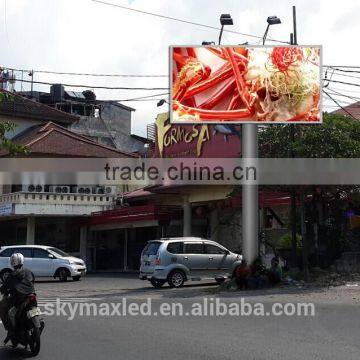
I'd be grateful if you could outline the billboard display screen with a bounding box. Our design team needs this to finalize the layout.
[170,46,322,124]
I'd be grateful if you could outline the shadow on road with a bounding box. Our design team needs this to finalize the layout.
[111,281,219,299]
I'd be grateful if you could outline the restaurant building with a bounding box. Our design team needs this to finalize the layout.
[84,113,290,271]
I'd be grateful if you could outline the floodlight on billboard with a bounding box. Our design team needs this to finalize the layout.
[170,46,322,124]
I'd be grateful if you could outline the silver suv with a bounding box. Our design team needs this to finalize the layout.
[139,237,242,288]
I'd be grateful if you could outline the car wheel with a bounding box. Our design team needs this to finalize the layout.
[58,268,69,282]
[0,269,11,283]
[29,326,41,356]
[168,270,185,288]
[215,275,226,285]
[72,276,81,282]
[150,278,165,288]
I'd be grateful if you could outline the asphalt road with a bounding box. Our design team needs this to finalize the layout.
[0,275,359,360]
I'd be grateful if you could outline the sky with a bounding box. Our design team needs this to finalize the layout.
[1,0,359,135]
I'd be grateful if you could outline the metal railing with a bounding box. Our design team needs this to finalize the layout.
[0,191,116,205]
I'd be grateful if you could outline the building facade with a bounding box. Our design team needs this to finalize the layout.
[0,89,139,262]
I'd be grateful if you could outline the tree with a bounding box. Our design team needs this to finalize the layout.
[259,113,360,158]
[258,112,360,269]
[0,92,27,155]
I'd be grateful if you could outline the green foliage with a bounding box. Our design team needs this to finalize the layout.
[0,94,28,156]
[0,92,11,103]
[259,113,360,158]
[0,121,27,155]
[277,232,302,250]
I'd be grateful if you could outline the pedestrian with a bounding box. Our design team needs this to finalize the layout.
[233,260,251,290]
[267,257,283,286]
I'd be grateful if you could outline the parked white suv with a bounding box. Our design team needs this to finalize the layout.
[0,245,86,282]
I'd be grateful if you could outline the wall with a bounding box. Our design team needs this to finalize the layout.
[70,103,145,154]
[0,217,80,252]
[1,115,43,138]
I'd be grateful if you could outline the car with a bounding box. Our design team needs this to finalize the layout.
[139,237,242,288]
[0,245,87,282]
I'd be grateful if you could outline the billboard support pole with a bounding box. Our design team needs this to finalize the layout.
[292,4,309,281]
[290,30,298,269]
[242,124,258,264]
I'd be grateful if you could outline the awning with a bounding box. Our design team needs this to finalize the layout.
[89,205,182,226]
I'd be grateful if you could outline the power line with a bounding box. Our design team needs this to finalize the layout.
[91,0,289,44]
[325,70,360,81]
[322,79,360,88]
[109,92,169,101]
[323,90,357,119]
[324,65,360,69]
[327,86,360,94]
[324,67,360,74]
[15,78,168,91]
[326,88,360,102]
[4,66,168,78]
[120,98,165,102]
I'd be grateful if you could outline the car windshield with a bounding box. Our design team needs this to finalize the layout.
[142,242,162,256]
[48,247,70,257]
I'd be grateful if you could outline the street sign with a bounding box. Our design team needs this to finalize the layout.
[0,203,13,216]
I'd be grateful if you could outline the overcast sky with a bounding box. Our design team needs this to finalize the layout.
[1,0,359,135]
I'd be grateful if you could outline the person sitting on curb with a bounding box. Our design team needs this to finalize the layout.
[233,260,251,290]
[248,257,268,289]
[267,257,283,286]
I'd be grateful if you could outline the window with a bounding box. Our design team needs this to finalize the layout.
[205,244,226,255]
[142,242,162,256]
[33,248,51,259]
[184,243,204,254]
[167,242,183,254]
[16,248,33,258]
[48,247,70,257]
[0,248,15,257]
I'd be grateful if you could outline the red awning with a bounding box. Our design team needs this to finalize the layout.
[89,205,182,226]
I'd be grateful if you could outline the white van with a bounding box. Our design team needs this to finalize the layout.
[0,245,86,282]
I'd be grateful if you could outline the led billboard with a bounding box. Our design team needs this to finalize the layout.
[170,46,322,124]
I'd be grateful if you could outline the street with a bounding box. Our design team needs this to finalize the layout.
[0,275,359,359]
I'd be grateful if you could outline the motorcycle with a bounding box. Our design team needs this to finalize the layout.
[3,293,45,356]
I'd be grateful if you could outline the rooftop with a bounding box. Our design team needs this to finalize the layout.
[0,121,138,158]
[331,101,360,120]
[0,89,78,124]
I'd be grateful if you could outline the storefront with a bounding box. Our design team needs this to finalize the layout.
[82,113,290,270]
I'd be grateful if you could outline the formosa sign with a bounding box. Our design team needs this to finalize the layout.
[170,46,322,124]
[155,112,241,158]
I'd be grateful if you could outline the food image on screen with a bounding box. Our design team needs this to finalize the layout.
[171,46,321,123]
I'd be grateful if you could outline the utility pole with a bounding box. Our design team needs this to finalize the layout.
[29,70,34,98]
[218,25,224,45]
[21,70,24,92]
[242,124,258,264]
[289,31,297,269]
[292,6,297,44]
[300,192,309,281]
[292,5,309,281]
